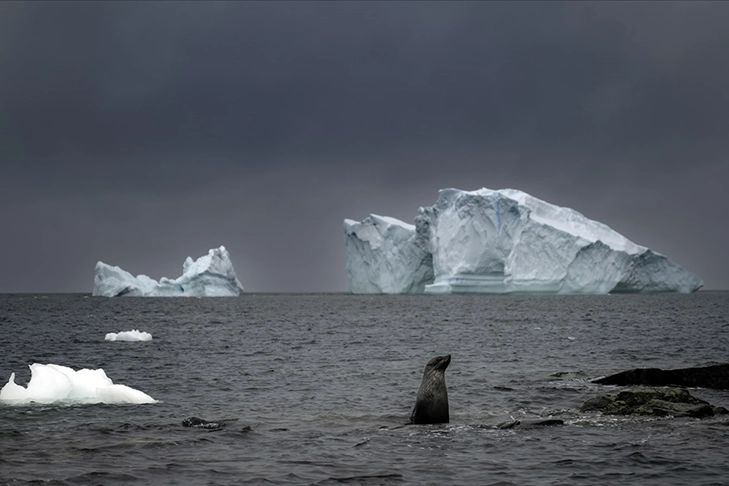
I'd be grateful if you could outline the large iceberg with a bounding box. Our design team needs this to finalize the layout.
[93,246,244,297]
[344,188,702,294]
[344,215,433,293]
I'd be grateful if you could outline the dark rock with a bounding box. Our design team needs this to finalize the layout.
[594,364,729,389]
[645,400,714,418]
[581,395,613,411]
[581,387,727,418]
[497,419,564,429]
[182,417,225,429]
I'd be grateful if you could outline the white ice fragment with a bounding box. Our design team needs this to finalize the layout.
[105,330,153,342]
[0,363,156,405]
[0,373,26,400]
[24,363,74,401]
[96,384,156,404]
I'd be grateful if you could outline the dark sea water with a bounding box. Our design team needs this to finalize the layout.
[1,292,729,485]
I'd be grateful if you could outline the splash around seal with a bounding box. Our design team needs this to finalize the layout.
[410,354,451,424]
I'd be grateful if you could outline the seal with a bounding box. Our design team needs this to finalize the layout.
[410,354,451,424]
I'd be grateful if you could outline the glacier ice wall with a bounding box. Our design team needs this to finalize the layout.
[93,246,244,297]
[345,188,702,294]
[344,215,433,294]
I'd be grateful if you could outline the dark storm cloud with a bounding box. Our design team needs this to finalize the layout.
[1,1,727,292]
[5,2,724,166]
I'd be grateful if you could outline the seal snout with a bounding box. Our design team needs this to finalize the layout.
[429,354,451,371]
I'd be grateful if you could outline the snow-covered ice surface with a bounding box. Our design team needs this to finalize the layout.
[345,188,703,294]
[0,363,156,405]
[93,246,244,297]
[105,330,152,342]
[344,215,434,294]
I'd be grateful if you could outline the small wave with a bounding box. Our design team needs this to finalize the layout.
[314,472,404,484]
[63,471,141,485]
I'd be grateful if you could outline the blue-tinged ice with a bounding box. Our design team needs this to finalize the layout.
[344,188,703,294]
[93,246,244,297]
[343,215,433,294]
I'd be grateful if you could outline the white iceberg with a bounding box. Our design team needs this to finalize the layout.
[345,188,703,294]
[93,246,244,297]
[0,363,156,405]
[344,215,433,293]
[105,330,153,341]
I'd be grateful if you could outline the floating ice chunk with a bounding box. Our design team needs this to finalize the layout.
[24,363,74,401]
[0,363,156,405]
[96,384,156,404]
[105,330,153,342]
[93,246,244,297]
[0,373,26,401]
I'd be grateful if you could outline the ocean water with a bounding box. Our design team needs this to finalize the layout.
[1,292,728,485]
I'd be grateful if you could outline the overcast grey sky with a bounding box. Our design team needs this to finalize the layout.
[1,1,727,292]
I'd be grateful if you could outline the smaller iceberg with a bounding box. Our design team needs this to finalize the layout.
[0,363,156,405]
[105,330,152,342]
[93,246,244,297]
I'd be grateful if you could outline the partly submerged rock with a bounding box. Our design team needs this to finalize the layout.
[182,417,228,430]
[594,364,729,390]
[496,418,565,429]
[581,387,727,418]
[181,416,251,433]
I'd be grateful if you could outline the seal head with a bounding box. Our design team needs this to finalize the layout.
[410,354,451,424]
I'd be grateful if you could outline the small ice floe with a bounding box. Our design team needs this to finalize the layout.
[0,363,156,405]
[105,330,152,341]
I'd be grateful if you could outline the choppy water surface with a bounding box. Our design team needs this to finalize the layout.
[1,292,729,485]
